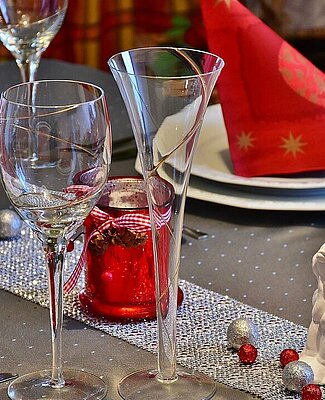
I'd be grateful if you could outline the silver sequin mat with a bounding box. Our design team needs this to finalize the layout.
[0,228,308,399]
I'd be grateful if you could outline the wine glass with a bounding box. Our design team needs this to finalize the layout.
[108,47,224,400]
[0,0,68,82]
[0,80,111,400]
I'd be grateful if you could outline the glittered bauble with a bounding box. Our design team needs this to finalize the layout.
[280,348,299,367]
[282,361,314,392]
[227,318,259,350]
[238,343,258,364]
[301,384,322,400]
[0,209,22,239]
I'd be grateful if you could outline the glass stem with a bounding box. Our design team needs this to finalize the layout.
[150,188,186,383]
[44,236,66,389]
[156,259,179,383]
[16,53,41,82]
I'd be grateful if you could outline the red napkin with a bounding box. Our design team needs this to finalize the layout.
[200,0,325,177]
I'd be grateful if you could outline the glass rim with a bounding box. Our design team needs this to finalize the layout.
[96,175,175,211]
[99,176,148,211]
[0,0,68,27]
[1,79,106,109]
[108,46,225,79]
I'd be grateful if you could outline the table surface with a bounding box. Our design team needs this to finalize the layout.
[1,59,325,400]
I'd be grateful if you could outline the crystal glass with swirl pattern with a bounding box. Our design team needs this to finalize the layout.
[109,47,224,400]
[0,80,111,400]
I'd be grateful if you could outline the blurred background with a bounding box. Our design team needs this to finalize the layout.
[0,0,324,72]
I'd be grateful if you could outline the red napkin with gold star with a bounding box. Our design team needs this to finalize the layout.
[200,0,325,177]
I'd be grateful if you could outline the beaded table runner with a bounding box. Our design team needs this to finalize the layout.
[0,228,308,399]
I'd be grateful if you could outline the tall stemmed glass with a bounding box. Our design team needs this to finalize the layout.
[109,47,224,400]
[0,80,111,400]
[0,0,68,82]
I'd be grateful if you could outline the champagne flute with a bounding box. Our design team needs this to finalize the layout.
[109,47,224,400]
[0,79,111,400]
[0,0,68,82]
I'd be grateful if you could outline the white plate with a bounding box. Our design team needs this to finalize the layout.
[192,104,325,190]
[188,176,325,211]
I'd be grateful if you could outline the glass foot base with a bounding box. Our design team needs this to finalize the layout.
[118,369,216,400]
[8,368,107,400]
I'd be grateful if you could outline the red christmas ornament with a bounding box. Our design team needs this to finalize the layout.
[67,240,74,252]
[280,348,299,367]
[238,343,257,364]
[301,384,322,400]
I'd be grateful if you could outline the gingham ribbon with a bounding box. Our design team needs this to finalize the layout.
[63,188,172,293]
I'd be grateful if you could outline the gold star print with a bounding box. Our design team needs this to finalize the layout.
[237,131,256,151]
[280,132,307,157]
[215,0,231,8]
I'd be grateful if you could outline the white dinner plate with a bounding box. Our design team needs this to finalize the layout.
[192,104,325,190]
[188,176,325,211]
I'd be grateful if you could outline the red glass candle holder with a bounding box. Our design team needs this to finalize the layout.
[79,176,183,322]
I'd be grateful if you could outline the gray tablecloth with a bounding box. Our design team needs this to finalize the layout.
[1,59,325,400]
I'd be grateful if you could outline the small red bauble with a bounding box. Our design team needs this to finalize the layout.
[238,343,258,364]
[301,384,322,400]
[280,348,299,367]
[67,240,74,252]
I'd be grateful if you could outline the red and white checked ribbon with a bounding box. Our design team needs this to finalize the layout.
[63,201,172,293]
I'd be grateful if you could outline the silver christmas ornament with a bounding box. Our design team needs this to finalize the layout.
[227,318,259,350]
[0,209,22,239]
[282,360,314,392]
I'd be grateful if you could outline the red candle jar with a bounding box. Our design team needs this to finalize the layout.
[79,176,183,322]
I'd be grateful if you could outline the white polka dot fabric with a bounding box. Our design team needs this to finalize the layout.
[182,204,324,328]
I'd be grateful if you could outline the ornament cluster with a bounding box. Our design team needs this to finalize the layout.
[227,318,258,364]
[227,318,323,400]
[89,227,147,255]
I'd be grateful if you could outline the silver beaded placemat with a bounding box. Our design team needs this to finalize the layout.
[0,228,308,400]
